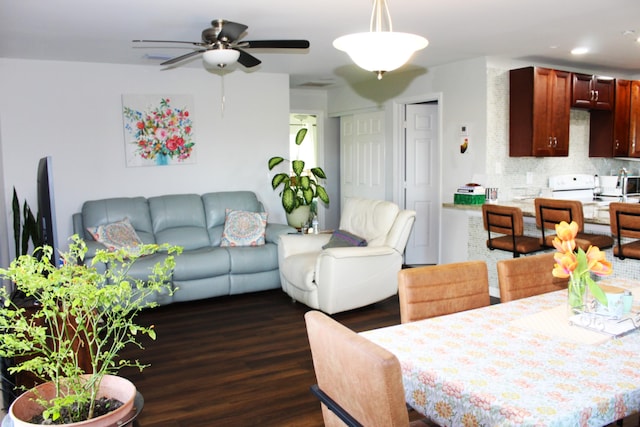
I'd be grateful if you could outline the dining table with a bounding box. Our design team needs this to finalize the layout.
[361,277,640,427]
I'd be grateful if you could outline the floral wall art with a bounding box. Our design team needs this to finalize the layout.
[122,95,196,167]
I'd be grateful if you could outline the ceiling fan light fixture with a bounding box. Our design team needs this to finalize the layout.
[333,0,428,79]
[202,49,240,68]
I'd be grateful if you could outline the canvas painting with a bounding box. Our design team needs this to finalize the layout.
[122,94,197,167]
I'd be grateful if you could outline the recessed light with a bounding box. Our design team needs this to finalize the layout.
[571,47,589,55]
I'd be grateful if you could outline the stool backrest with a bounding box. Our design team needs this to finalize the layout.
[534,198,585,231]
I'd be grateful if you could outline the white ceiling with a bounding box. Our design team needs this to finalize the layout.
[2,0,640,88]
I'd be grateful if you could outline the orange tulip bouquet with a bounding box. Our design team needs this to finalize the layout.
[551,221,612,314]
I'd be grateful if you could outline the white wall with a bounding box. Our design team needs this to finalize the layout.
[0,58,290,262]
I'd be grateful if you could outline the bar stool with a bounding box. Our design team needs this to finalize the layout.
[609,202,640,260]
[482,204,544,257]
[534,198,613,251]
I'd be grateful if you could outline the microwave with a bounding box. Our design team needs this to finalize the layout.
[600,175,640,197]
[610,176,640,196]
[625,176,640,195]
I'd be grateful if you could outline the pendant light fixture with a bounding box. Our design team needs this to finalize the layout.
[333,0,428,80]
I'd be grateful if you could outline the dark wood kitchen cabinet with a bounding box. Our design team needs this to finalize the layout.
[589,79,630,157]
[572,73,614,110]
[510,66,571,156]
[630,80,640,157]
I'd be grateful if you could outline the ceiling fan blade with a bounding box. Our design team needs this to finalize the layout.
[235,48,262,68]
[242,40,310,49]
[160,49,206,66]
[133,39,206,47]
[216,21,248,42]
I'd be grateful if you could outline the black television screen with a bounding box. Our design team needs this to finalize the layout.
[37,156,58,262]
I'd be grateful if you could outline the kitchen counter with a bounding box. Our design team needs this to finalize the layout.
[442,198,640,300]
[443,199,614,226]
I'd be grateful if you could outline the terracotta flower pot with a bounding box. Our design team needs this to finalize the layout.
[9,375,136,427]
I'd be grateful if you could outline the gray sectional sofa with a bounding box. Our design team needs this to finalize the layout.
[72,191,295,305]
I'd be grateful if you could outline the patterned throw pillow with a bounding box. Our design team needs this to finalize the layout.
[322,229,368,249]
[220,210,268,247]
[87,217,143,253]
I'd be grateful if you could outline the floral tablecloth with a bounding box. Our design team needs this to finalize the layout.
[361,278,640,427]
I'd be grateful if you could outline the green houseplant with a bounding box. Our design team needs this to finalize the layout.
[12,187,41,257]
[0,235,182,425]
[267,127,330,227]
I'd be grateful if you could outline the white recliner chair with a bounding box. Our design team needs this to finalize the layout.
[278,198,416,314]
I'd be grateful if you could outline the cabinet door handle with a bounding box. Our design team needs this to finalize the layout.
[548,137,553,147]
[590,90,594,101]
[616,140,620,150]
[594,90,599,102]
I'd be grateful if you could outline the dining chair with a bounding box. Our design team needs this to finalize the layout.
[496,252,568,302]
[482,204,544,257]
[304,310,436,427]
[398,261,490,323]
[609,202,640,260]
[534,197,613,250]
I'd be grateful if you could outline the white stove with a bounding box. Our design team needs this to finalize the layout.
[548,174,595,202]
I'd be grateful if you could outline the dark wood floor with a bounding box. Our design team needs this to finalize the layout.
[119,289,403,427]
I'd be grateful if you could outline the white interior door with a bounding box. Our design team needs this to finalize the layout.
[404,103,439,265]
[340,112,386,204]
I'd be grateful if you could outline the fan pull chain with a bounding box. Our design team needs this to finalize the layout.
[220,71,226,118]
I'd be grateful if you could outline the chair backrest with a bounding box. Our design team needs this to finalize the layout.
[497,252,568,302]
[482,204,524,236]
[609,202,640,239]
[534,198,585,231]
[398,261,490,323]
[304,310,410,427]
[339,197,416,251]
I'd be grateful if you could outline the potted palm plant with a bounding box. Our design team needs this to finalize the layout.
[267,127,330,228]
[0,235,182,426]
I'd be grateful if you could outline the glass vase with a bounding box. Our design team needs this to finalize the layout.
[568,275,588,315]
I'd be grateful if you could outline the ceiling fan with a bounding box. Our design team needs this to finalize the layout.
[133,19,310,69]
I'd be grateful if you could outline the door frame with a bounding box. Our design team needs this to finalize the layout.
[393,92,443,264]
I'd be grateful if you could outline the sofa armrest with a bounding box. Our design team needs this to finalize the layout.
[315,246,403,314]
[320,246,397,259]
[82,240,104,262]
[265,223,297,244]
[72,212,86,238]
[278,233,332,257]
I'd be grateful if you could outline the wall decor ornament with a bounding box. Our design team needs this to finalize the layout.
[122,95,197,167]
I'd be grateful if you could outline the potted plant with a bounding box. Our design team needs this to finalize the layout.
[0,235,182,425]
[12,187,41,257]
[267,127,330,228]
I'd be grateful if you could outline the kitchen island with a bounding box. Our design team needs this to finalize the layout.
[443,199,640,298]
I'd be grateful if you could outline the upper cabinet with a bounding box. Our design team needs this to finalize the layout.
[630,81,640,157]
[510,67,571,157]
[589,80,630,157]
[572,73,614,110]
[589,80,640,158]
